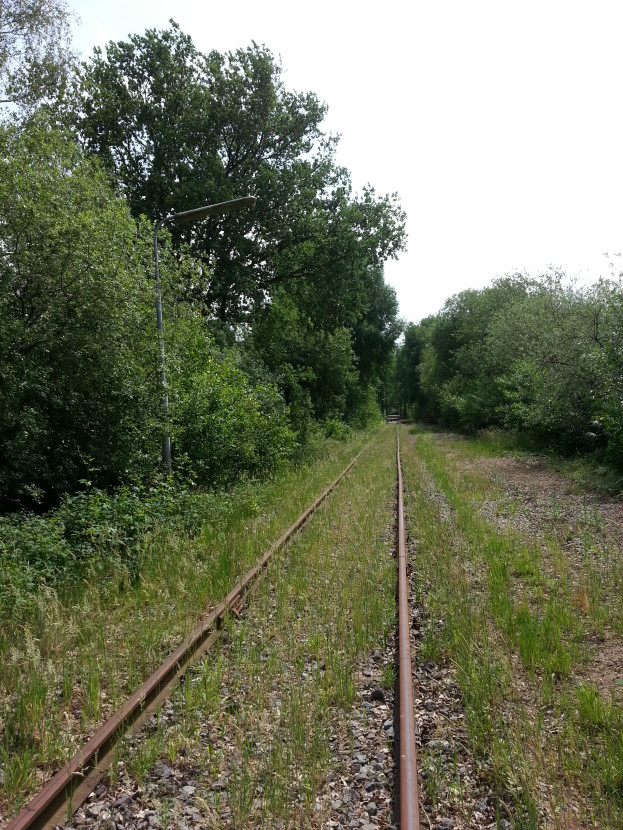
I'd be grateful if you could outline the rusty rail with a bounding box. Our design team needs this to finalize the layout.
[5,435,378,830]
[396,429,420,830]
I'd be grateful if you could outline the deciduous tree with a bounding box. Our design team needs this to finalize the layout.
[0,0,75,108]
[76,24,406,328]
[0,115,159,505]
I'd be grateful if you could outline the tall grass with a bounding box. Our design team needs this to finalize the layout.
[0,425,381,818]
[402,426,623,827]
[157,426,398,827]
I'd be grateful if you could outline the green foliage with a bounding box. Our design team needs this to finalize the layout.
[322,418,351,440]
[153,296,295,484]
[76,23,404,419]
[588,284,623,467]
[347,385,385,429]
[0,514,73,614]
[0,477,227,615]
[249,291,360,428]
[395,271,623,468]
[172,352,295,485]
[0,112,307,509]
[393,320,431,417]
[424,276,532,431]
[77,26,404,325]
[0,22,402,545]
[0,115,162,504]
[0,0,75,109]
[351,266,401,386]
[490,275,605,450]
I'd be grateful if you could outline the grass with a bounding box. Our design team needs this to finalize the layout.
[431,424,623,637]
[0,424,382,820]
[414,430,583,679]
[401,425,623,828]
[469,427,623,496]
[145,425,398,827]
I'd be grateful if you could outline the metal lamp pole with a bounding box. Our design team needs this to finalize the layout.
[153,196,257,474]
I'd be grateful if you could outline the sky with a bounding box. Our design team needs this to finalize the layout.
[67,0,623,323]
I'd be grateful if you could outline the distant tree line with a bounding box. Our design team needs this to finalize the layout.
[393,272,623,468]
[0,5,406,509]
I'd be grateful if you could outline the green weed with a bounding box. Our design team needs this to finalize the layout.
[402,427,623,827]
[0,426,382,816]
[160,425,398,826]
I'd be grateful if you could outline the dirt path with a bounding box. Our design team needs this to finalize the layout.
[450,448,623,703]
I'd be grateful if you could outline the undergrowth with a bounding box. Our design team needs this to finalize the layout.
[0,419,374,618]
[0,424,381,819]
[402,425,623,828]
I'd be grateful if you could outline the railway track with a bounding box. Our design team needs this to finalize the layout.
[395,430,420,830]
[4,437,378,830]
[4,427,423,830]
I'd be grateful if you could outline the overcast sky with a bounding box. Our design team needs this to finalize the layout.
[67,0,623,323]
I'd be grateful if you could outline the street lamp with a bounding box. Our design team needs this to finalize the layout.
[154,196,257,474]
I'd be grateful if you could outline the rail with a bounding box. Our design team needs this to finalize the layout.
[396,428,420,829]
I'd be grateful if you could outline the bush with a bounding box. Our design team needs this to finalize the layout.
[172,352,295,485]
[323,418,351,440]
[0,478,227,615]
[0,116,161,506]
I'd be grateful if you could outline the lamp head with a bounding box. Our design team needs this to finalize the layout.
[172,196,256,224]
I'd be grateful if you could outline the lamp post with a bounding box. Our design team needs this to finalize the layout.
[154,196,257,474]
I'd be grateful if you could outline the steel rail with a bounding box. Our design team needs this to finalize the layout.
[5,433,379,830]
[396,428,420,830]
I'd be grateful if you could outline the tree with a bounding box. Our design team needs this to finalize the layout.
[75,23,406,434]
[77,27,322,321]
[76,24,406,327]
[0,0,75,108]
[165,312,295,485]
[351,267,401,387]
[0,112,302,506]
[393,320,432,418]
[249,290,359,430]
[415,276,533,430]
[0,115,160,505]
[592,280,623,466]
[490,275,611,451]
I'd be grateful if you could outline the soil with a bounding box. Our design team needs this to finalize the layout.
[452,449,623,703]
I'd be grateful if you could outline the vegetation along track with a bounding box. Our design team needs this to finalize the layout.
[12,423,619,829]
[3,432,383,829]
[400,426,623,830]
[3,428,440,830]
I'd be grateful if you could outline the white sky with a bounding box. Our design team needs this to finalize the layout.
[67,0,623,323]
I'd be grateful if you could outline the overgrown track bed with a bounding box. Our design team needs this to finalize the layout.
[7,425,577,830]
[1,431,378,820]
[2,432,383,829]
[37,426,398,830]
[400,426,623,830]
[396,428,502,830]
